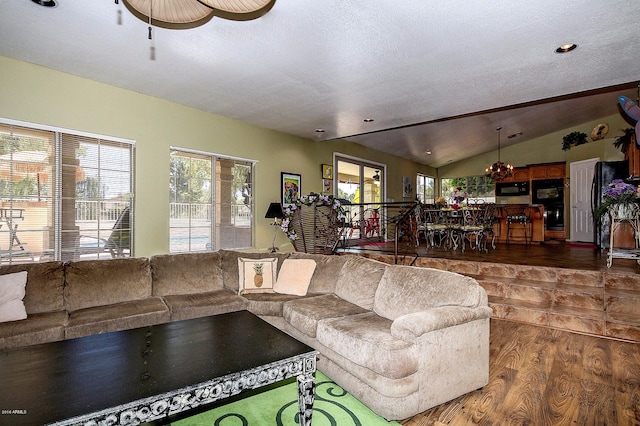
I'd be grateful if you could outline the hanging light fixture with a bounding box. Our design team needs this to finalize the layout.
[117,0,273,59]
[120,0,272,28]
[485,126,513,180]
[373,170,380,182]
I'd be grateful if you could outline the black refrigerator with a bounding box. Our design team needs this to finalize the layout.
[591,160,629,248]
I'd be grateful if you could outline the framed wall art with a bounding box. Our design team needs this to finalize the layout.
[403,176,413,198]
[322,164,333,179]
[281,172,302,206]
[323,178,332,193]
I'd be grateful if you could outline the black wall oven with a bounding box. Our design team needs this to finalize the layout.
[531,179,565,231]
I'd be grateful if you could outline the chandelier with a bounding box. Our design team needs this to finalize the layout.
[485,126,513,180]
[115,0,273,59]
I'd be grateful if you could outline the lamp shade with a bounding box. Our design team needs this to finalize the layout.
[265,202,284,219]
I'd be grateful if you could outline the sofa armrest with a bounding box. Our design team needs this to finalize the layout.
[390,306,493,342]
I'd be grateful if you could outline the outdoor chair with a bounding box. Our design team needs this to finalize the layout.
[40,206,131,261]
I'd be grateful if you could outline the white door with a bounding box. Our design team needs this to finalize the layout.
[570,158,598,242]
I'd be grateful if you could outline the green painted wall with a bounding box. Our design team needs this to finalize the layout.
[438,114,630,178]
[437,112,631,241]
[0,56,433,255]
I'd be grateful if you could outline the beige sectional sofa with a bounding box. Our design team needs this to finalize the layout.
[0,250,491,420]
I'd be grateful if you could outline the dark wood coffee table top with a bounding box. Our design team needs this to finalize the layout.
[0,310,316,425]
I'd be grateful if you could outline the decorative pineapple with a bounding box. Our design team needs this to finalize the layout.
[253,262,264,287]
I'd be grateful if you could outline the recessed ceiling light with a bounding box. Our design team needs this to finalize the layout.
[507,131,523,139]
[555,43,577,53]
[31,0,58,7]
[363,118,374,123]
[426,150,432,155]
[315,129,325,133]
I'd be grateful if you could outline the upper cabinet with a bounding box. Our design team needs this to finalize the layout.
[495,167,529,182]
[625,133,640,178]
[513,167,531,182]
[495,162,566,183]
[529,163,565,180]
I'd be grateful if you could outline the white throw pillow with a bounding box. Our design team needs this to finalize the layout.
[238,258,278,295]
[274,259,316,296]
[0,271,28,323]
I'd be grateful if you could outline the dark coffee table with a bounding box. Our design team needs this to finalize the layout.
[0,310,318,425]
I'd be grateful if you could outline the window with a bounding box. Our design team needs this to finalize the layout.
[0,121,134,264]
[416,174,435,204]
[441,176,495,203]
[335,156,385,205]
[169,149,254,253]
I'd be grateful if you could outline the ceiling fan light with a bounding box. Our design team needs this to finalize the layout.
[124,0,214,25]
[197,0,271,14]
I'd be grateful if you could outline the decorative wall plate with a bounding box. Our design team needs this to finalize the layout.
[591,123,609,141]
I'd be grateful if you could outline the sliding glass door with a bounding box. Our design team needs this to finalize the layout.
[335,155,385,241]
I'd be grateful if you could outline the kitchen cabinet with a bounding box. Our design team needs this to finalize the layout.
[625,132,640,178]
[530,163,565,180]
[495,167,529,182]
[513,168,531,181]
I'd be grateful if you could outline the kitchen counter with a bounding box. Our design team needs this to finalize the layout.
[494,204,545,243]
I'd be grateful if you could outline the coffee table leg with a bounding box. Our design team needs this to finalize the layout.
[297,373,315,426]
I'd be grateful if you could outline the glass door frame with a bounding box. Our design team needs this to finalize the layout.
[334,153,386,241]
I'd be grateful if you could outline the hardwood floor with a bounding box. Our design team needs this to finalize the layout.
[340,240,640,273]
[399,319,640,426]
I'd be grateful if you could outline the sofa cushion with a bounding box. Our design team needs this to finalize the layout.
[243,292,320,317]
[334,256,386,310]
[283,294,368,338]
[218,250,290,292]
[0,261,64,314]
[65,258,152,312]
[0,311,67,350]
[163,289,248,321]
[151,252,223,296]
[316,312,418,379]
[288,253,348,294]
[374,265,483,321]
[274,259,316,296]
[0,271,27,322]
[65,297,170,340]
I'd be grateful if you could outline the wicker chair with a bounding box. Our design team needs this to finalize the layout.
[289,202,342,254]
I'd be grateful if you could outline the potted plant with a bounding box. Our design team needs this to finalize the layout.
[562,131,589,151]
[613,128,636,154]
[593,179,640,223]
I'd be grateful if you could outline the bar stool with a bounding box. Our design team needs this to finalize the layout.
[506,206,530,244]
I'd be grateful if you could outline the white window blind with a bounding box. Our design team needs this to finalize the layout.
[0,122,134,264]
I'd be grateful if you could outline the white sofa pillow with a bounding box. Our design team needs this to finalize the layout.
[274,259,316,296]
[0,271,28,323]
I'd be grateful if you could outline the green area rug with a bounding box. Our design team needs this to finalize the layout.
[166,372,400,426]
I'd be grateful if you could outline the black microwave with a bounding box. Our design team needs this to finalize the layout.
[495,181,530,196]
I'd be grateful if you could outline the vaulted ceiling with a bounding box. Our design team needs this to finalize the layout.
[1,1,639,168]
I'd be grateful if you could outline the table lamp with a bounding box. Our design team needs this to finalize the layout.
[265,202,284,253]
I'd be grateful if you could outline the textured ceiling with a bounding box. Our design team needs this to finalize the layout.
[0,1,639,168]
